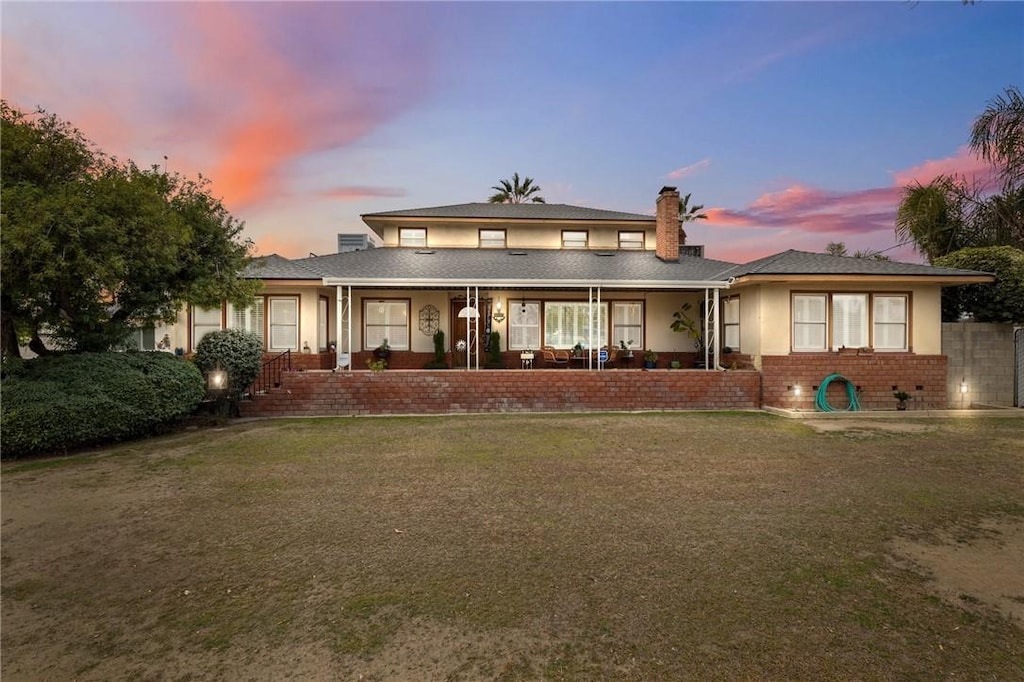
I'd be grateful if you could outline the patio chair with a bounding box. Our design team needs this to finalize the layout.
[540,346,570,368]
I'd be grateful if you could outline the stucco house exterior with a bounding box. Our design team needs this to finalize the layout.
[162,186,993,412]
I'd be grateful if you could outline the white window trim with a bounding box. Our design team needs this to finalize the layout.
[508,301,541,350]
[611,301,643,351]
[618,231,645,250]
[480,229,506,249]
[873,294,909,352]
[561,230,589,249]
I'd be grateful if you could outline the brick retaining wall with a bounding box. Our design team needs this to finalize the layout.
[761,353,948,410]
[240,369,762,417]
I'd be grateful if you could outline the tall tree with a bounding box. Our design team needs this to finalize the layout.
[1,102,259,358]
[895,178,968,262]
[970,85,1023,192]
[678,192,708,222]
[488,172,546,204]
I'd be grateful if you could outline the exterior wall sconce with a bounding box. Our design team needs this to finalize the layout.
[492,299,505,323]
[959,380,969,394]
[793,384,802,397]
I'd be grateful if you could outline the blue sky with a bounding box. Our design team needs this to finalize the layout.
[3,1,1021,262]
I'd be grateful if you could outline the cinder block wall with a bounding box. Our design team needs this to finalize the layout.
[942,322,1017,407]
[240,369,762,417]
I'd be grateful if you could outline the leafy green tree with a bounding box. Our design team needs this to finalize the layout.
[824,241,891,260]
[1,102,259,357]
[825,241,849,257]
[935,246,1024,322]
[488,172,546,204]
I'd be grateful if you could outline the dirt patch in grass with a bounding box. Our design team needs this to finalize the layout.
[892,518,1024,622]
[3,413,1023,680]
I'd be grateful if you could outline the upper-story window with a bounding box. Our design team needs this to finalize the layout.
[562,230,589,249]
[480,229,506,248]
[399,228,427,247]
[618,231,645,250]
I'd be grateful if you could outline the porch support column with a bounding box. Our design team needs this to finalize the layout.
[712,287,721,370]
[335,284,352,369]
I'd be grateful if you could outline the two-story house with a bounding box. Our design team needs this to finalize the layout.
[164,187,992,411]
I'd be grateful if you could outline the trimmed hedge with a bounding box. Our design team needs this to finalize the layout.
[1,352,204,459]
[192,329,263,397]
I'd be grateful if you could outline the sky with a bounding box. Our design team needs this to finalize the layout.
[2,1,1022,264]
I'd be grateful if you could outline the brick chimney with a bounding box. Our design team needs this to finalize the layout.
[655,186,680,262]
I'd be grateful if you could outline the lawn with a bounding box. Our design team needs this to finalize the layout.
[2,413,1023,680]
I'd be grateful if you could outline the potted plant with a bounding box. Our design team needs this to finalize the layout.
[643,349,658,369]
[893,390,912,411]
[373,338,391,360]
[573,342,584,358]
[424,330,449,369]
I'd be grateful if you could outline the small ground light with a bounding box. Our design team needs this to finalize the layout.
[960,381,968,394]
[794,384,802,397]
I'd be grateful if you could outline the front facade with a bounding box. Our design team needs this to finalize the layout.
[165,187,992,411]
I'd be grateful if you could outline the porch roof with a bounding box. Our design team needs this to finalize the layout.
[293,247,738,289]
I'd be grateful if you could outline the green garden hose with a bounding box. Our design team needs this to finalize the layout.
[814,373,861,412]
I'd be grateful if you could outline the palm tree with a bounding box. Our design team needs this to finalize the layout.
[677,192,707,245]
[678,192,708,222]
[895,179,967,262]
[488,173,546,204]
[970,85,1023,191]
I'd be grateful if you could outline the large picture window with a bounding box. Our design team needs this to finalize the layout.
[544,302,606,348]
[792,293,910,352]
[611,302,642,350]
[508,301,541,350]
[364,300,409,350]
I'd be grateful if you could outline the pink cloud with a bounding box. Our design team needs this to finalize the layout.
[891,145,997,187]
[667,158,711,180]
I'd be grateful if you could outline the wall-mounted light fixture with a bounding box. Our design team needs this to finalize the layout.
[492,299,505,323]
[788,384,802,397]
[960,380,969,394]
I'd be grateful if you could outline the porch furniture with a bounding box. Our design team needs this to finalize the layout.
[540,346,570,368]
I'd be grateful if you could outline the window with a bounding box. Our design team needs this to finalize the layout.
[611,302,642,350]
[544,302,606,348]
[618,231,645,250]
[561,230,588,249]
[832,294,868,349]
[192,306,222,350]
[792,293,910,352]
[268,297,299,350]
[722,297,740,351]
[364,300,409,350]
[319,296,329,351]
[508,301,541,350]
[792,295,827,351]
[873,295,908,351]
[480,229,506,248]
[399,228,426,247]
[230,298,265,346]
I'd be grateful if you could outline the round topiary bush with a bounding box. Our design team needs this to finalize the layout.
[1,352,205,459]
[192,329,264,396]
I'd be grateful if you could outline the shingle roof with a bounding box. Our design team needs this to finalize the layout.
[243,254,320,279]
[284,248,737,285]
[718,250,992,279]
[361,202,655,223]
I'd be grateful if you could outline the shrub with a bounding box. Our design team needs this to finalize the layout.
[1,352,204,458]
[192,329,264,396]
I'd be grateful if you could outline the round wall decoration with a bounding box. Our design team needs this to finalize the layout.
[418,304,440,336]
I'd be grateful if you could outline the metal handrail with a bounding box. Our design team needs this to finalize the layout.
[249,350,291,396]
